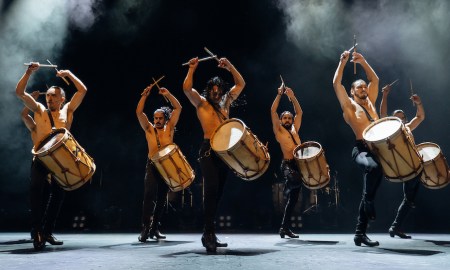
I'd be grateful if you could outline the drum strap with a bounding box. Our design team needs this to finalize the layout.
[288,131,299,145]
[212,104,228,123]
[357,103,375,122]
[46,109,56,130]
[153,126,161,149]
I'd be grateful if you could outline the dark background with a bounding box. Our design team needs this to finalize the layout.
[1,0,449,234]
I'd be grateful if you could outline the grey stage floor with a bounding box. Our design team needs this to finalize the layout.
[1,233,450,270]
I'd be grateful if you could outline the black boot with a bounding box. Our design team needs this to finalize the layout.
[33,231,46,251]
[389,227,412,239]
[279,228,299,239]
[45,233,63,245]
[201,232,217,252]
[138,224,150,242]
[149,222,166,240]
[354,234,379,247]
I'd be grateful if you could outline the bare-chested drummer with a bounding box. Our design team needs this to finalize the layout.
[16,62,87,251]
[271,84,309,239]
[332,50,382,247]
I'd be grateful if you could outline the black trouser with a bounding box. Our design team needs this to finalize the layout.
[352,140,383,235]
[391,176,420,230]
[198,140,229,232]
[141,159,169,226]
[30,160,65,235]
[280,159,308,229]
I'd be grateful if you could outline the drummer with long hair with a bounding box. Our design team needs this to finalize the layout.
[16,62,87,250]
[183,56,245,252]
[136,83,181,242]
[332,50,382,247]
[380,84,425,239]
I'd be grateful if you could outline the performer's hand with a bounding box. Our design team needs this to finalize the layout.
[56,70,71,78]
[382,84,392,95]
[141,83,154,96]
[284,87,295,99]
[188,57,199,69]
[30,90,40,100]
[277,84,284,95]
[218,58,232,71]
[159,87,170,96]
[26,62,40,73]
[340,51,350,64]
[410,94,422,105]
[351,52,365,64]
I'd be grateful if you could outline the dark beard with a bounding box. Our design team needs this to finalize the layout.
[282,123,292,130]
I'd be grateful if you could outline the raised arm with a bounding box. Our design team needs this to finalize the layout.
[136,84,154,131]
[379,84,392,118]
[21,91,40,131]
[16,63,42,113]
[285,88,303,133]
[332,51,352,111]
[183,57,204,107]
[159,87,182,128]
[352,52,379,105]
[218,58,245,101]
[58,70,87,113]
[406,94,425,132]
[271,86,283,134]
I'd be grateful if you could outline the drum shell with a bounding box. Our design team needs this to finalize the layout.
[150,143,195,192]
[32,128,96,191]
[293,141,330,190]
[417,142,450,189]
[363,117,423,182]
[210,118,270,180]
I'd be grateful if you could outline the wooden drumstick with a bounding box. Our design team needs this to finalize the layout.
[280,75,292,102]
[23,63,57,68]
[47,59,70,85]
[204,47,220,62]
[353,35,357,75]
[152,76,169,103]
[182,55,217,66]
[410,79,415,106]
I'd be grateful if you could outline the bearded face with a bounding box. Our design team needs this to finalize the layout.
[153,111,166,129]
[45,87,65,111]
[281,113,293,130]
[208,85,223,105]
[351,81,368,100]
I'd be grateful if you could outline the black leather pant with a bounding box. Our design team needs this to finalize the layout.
[352,140,383,235]
[391,176,420,230]
[198,140,229,232]
[141,159,169,226]
[30,160,65,235]
[280,159,308,229]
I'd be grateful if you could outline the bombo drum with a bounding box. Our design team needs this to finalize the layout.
[293,141,330,189]
[363,117,423,182]
[417,142,449,189]
[32,128,96,191]
[210,118,270,180]
[151,143,195,192]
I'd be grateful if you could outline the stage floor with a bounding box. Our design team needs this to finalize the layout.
[1,232,450,270]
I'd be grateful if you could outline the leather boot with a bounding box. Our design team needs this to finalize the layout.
[279,228,299,238]
[389,227,412,239]
[354,234,379,247]
[45,233,63,245]
[149,222,166,240]
[138,224,150,242]
[33,231,46,251]
[201,231,217,252]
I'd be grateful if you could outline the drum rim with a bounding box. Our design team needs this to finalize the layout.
[362,116,403,143]
[293,141,323,160]
[32,128,69,156]
[210,118,246,151]
[150,143,178,161]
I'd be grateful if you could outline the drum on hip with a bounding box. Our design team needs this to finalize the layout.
[151,143,195,192]
[210,118,270,180]
[363,117,423,182]
[417,142,449,189]
[32,128,96,191]
[293,141,330,189]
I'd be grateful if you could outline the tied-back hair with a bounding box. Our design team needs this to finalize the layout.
[280,111,293,120]
[154,106,172,122]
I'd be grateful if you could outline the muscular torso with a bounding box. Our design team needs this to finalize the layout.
[197,95,232,139]
[145,125,174,158]
[275,126,301,160]
[344,98,379,140]
[33,103,72,149]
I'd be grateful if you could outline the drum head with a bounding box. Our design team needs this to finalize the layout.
[34,129,66,154]
[417,143,440,162]
[295,144,321,159]
[152,144,176,160]
[363,117,402,142]
[211,120,244,152]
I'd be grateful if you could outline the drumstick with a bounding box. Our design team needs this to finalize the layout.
[24,63,57,68]
[347,43,358,52]
[152,76,169,103]
[47,59,70,85]
[39,92,46,95]
[410,79,415,106]
[353,35,357,75]
[181,55,217,66]
[204,47,220,62]
[279,75,292,102]
[389,79,399,86]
